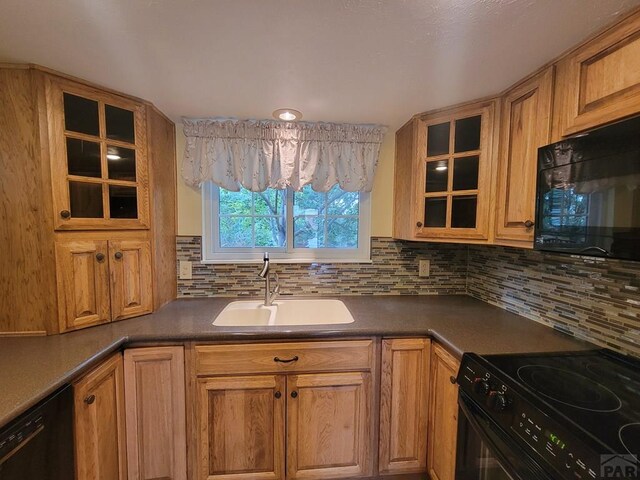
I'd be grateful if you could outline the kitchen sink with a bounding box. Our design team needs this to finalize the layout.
[212,299,355,326]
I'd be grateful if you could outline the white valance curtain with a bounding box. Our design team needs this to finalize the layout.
[181,118,387,192]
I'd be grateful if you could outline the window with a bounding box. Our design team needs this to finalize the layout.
[202,183,371,262]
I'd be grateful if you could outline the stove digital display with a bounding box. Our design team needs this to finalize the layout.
[545,430,566,450]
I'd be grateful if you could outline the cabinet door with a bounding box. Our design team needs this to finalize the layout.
[109,239,152,321]
[287,372,371,480]
[416,100,497,241]
[495,68,554,245]
[55,238,110,332]
[427,344,460,480]
[45,75,149,230]
[196,375,286,480]
[379,338,430,475]
[124,347,187,480]
[74,353,127,480]
[552,10,640,138]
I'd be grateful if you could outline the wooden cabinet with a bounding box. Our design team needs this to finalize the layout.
[287,372,371,480]
[552,9,640,139]
[193,341,375,480]
[0,64,176,335]
[55,239,111,331]
[124,347,187,480]
[427,343,460,480]
[110,239,153,321]
[55,234,153,331]
[45,75,150,230]
[393,99,498,243]
[74,353,127,480]
[495,67,554,246]
[196,375,286,480]
[378,338,430,475]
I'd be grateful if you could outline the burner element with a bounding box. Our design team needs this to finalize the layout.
[517,365,622,412]
[619,423,640,456]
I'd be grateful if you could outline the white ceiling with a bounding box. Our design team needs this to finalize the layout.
[1,0,639,130]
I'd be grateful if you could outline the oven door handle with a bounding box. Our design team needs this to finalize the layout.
[458,394,555,480]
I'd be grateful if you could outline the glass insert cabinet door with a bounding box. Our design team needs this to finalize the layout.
[416,101,496,240]
[47,77,149,230]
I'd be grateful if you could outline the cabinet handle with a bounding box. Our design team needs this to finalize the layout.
[60,210,71,219]
[84,394,96,405]
[274,391,282,399]
[524,220,535,229]
[95,253,105,262]
[416,221,423,228]
[274,356,298,364]
[449,376,457,385]
[114,251,123,260]
[291,391,298,398]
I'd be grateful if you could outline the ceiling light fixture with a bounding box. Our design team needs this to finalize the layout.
[107,154,121,160]
[273,108,302,122]
[435,164,448,171]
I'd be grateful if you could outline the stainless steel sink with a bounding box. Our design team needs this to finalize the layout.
[213,299,355,326]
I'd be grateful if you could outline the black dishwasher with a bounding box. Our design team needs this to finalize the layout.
[0,385,74,480]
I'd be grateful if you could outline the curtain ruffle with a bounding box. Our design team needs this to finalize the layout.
[181,118,387,192]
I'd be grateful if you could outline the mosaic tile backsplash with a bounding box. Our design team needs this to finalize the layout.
[176,236,640,356]
[467,245,640,356]
[177,236,468,297]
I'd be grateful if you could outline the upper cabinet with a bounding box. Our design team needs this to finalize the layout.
[494,67,554,246]
[45,76,150,230]
[552,9,640,139]
[394,99,498,242]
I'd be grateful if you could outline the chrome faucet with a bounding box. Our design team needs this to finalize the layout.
[258,253,280,306]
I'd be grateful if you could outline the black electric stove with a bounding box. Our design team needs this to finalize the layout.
[457,349,640,480]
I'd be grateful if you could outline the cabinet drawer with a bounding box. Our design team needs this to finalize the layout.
[195,340,374,376]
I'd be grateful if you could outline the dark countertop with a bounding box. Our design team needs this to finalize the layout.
[0,295,594,428]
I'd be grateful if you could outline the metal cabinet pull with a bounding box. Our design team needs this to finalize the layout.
[449,376,457,385]
[114,251,123,260]
[84,394,96,405]
[95,253,105,262]
[291,391,298,398]
[274,391,282,399]
[416,221,423,228]
[60,210,71,219]
[524,220,535,229]
[274,356,298,364]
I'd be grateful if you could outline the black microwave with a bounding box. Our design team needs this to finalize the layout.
[535,115,640,261]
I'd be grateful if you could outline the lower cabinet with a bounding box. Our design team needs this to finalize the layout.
[55,234,153,332]
[427,343,461,480]
[193,341,375,480]
[73,352,127,480]
[124,347,187,480]
[378,338,431,475]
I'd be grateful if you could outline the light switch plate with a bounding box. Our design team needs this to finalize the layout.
[179,260,193,280]
[419,259,430,277]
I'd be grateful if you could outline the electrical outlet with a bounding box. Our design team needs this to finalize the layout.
[179,260,193,280]
[419,259,430,277]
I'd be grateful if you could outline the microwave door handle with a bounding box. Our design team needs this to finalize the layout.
[458,397,554,480]
[577,246,611,256]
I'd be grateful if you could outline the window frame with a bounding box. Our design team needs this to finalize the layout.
[202,182,371,263]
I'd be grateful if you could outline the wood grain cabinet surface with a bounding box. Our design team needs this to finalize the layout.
[552,9,640,138]
[427,343,461,480]
[378,338,431,475]
[393,99,498,243]
[74,353,127,480]
[193,341,376,480]
[124,347,187,480]
[494,67,554,246]
[0,64,176,336]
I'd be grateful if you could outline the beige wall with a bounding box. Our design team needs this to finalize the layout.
[176,125,395,237]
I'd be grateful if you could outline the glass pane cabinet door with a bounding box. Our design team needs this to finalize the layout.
[51,78,149,230]
[421,108,489,236]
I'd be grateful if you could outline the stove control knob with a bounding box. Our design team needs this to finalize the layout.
[490,392,509,412]
[473,378,491,396]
